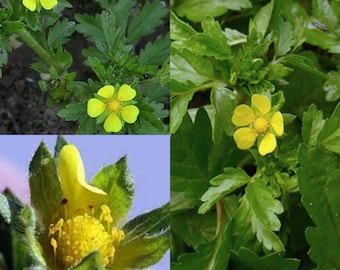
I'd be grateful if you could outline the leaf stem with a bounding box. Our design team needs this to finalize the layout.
[206,200,224,270]
[18,28,63,72]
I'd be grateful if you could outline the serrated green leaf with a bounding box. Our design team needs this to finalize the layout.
[139,34,170,66]
[127,0,168,44]
[302,104,325,146]
[47,19,76,48]
[171,109,212,198]
[101,11,123,51]
[318,103,340,153]
[113,204,169,269]
[75,14,105,42]
[199,168,250,214]
[77,116,97,134]
[57,103,87,121]
[92,157,134,225]
[170,93,194,134]
[323,70,340,101]
[274,16,295,57]
[232,248,300,270]
[170,11,197,42]
[254,1,273,36]
[175,0,251,22]
[72,251,105,270]
[224,28,247,46]
[233,180,284,252]
[297,144,340,268]
[170,48,214,85]
[210,85,236,141]
[88,57,106,82]
[0,194,11,224]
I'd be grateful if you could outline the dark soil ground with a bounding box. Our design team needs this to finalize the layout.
[0,1,169,134]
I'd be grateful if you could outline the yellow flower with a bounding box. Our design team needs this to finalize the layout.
[87,85,140,133]
[49,144,124,268]
[22,0,58,11]
[232,94,284,156]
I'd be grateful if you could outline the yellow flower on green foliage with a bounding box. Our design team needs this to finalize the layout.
[49,144,124,268]
[22,0,58,11]
[87,85,140,133]
[232,94,284,156]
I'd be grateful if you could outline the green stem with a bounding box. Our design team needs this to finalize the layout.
[206,200,224,270]
[18,28,63,72]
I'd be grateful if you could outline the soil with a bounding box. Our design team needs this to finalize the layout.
[0,1,169,134]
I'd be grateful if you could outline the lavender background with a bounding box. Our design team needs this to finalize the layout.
[0,135,170,269]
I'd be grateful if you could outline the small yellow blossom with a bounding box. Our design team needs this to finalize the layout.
[22,0,58,11]
[87,85,140,133]
[49,144,125,268]
[232,94,284,156]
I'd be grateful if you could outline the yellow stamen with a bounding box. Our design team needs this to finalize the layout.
[107,98,121,113]
[51,237,58,257]
[254,116,269,133]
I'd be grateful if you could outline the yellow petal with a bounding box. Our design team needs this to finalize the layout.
[22,0,36,11]
[271,111,284,136]
[121,105,139,123]
[58,145,107,217]
[87,98,106,118]
[104,113,123,132]
[118,84,136,101]
[232,105,255,126]
[98,85,115,99]
[40,0,57,10]
[259,133,277,156]
[233,127,257,150]
[252,94,271,115]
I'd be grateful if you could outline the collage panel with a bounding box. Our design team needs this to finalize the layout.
[170,1,340,269]
[0,0,169,134]
[0,135,170,269]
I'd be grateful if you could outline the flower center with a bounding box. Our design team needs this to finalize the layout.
[49,205,124,268]
[254,116,269,133]
[107,98,121,113]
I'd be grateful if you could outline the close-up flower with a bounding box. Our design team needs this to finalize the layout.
[87,85,140,133]
[232,94,284,156]
[22,0,58,11]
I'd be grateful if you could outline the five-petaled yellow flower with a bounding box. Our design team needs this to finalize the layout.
[232,94,284,156]
[87,84,140,133]
[49,144,125,268]
[22,0,58,11]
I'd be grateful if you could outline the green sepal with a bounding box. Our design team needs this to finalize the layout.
[113,203,170,269]
[92,156,134,225]
[71,251,105,270]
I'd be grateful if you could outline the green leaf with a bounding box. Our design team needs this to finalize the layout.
[280,53,325,78]
[170,48,214,85]
[323,70,340,101]
[0,194,11,224]
[139,34,170,66]
[127,0,168,44]
[171,109,212,198]
[113,204,169,269]
[92,156,134,225]
[274,16,295,57]
[75,14,105,42]
[170,93,194,134]
[301,104,325,146]
[87,57,106,82]
[47,19,76,48]
[224,28,247,46]
[175,0,251,22]
[72,251,105,270]
[77,116,97,134]
[298,144,340,268]
[57,103,87,121]
[210,85,237,141]
[233,180,284,252]
[199,168,250,214]
[170,11,197,42]
[29,142,63,226]
[318,103,340,154]
[172,221,233,270]
[232,248,300,270]
[254,1,273,36]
